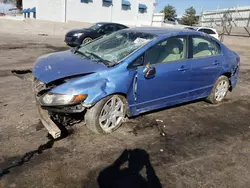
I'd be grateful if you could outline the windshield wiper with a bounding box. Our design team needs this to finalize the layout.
[73,47,90,58]
[75,50,88,57]
[73,45,81,54]
[85,51,111,66]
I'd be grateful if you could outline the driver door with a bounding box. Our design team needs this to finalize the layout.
[134,36,191,111]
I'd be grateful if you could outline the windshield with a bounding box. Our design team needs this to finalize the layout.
[77,30,156,66]
[88,23,104,30]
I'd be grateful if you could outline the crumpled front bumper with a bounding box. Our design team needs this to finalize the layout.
[37,106,62,139]
[32,79,61,139]
[33,78,91,138]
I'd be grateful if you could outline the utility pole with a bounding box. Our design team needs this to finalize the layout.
[64,0,67,23]
[110,1,113,22]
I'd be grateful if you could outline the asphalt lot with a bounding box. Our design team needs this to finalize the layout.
[0,32,250,188]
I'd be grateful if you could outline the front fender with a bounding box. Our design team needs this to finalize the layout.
[50,69,137,105]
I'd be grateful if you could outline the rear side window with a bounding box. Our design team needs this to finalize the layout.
[192,36,221,58]
[199,28,216,35]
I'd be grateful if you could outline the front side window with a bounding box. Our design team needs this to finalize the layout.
[192,36,220,58]
[77,31,156,66]
[144,36,187,65]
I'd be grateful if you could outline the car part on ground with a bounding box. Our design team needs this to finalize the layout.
[32,27,240,138]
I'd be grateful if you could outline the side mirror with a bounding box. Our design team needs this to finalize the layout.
[143,63,156,79]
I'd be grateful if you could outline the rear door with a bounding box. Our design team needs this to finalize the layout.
[188,35,223,98]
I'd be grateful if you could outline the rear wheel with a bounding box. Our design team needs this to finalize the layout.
[206,75,230,104]
[82,37,92,44]
[85,95,127,134]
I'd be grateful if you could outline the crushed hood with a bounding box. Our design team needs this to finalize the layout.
[33,50,108,83]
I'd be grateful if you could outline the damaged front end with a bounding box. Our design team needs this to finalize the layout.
[33,77,90,139]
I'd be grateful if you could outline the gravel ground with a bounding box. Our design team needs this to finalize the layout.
[0,32,250,188]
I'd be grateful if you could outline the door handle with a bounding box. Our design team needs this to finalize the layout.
[178,66,188,71]
[213,60,220,65]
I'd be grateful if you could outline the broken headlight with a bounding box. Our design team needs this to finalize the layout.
[40,93,87,106]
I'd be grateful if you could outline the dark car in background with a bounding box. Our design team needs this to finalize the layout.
[65,22,128,47]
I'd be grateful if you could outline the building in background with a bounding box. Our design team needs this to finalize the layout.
[21,0,156,26]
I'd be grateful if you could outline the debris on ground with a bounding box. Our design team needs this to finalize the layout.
[38,34,49,36]
[11,69,33,81]
[156,119,164,123]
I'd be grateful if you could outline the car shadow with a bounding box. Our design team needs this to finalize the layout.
[96,148,162,188]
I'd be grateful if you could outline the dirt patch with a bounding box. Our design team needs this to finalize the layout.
[0,43,69,52]
[0,70,13,77]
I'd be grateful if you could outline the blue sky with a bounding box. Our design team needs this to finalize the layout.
[156,0,250,16]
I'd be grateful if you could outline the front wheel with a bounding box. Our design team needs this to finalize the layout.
[82,37,92,44]
[85,95,127,134]
[206,75,230,104]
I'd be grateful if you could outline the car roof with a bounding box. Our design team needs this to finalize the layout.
[123,27,198,36]
[96,22,126,26]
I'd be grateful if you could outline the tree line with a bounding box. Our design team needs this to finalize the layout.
[160,4,199,26]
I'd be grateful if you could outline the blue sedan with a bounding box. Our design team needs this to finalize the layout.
[32,27,240,138]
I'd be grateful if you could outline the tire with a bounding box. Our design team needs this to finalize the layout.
[82,37,92,44]
[206,75,230,104]
[85,95,127,134]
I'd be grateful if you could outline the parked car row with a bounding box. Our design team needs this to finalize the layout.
[32,22,239,138]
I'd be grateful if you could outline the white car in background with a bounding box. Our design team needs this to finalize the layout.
[184,26,219,40]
